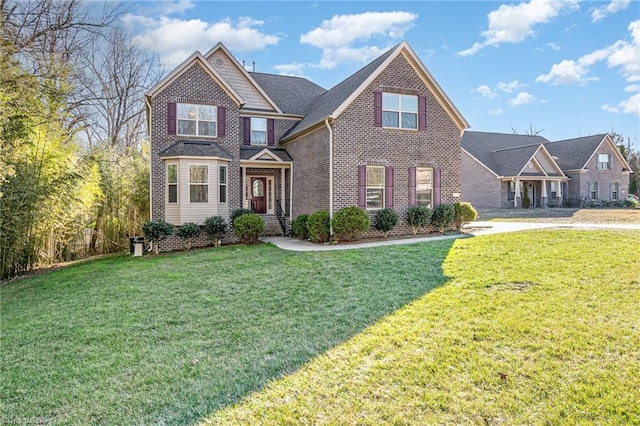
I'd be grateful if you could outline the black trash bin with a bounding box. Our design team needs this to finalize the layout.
[129,236,145,256]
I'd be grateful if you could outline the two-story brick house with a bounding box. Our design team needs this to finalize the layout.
[145,41,469,249]
[461,131,632,208]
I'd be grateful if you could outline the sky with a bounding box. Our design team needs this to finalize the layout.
[121,0,640,149]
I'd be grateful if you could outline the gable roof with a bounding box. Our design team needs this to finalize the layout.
[239,146,292,162]
[281,42,469,142]
[204,43,282,113]
[542,134,634,172]
[461,131,553,177]
[249,72,326,115]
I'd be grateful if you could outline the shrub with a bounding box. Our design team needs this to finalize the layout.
[453,202,478,231]
[203,216,227,246]
[229,208,255,229]
[291,214,309,240]
[307,211,330,243]
[141,220,174,254]
[175,222,200,251]
[233,214,265,244]
[431,203,455,233]
[406,206,433,235]
[374,208,398,238]
[332,206,370,242]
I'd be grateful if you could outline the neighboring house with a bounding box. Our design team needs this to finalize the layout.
[145,41,469,249]
[461,131,632,208]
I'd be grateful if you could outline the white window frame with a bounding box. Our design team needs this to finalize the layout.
[416,167,433,208]
[366,166,385,210]
[167,163,178,204]
[250,117,267,145]
[550,181,557,199]
[382,93,418,130]
[597,154,611,170]
[219,165,227,204]
[177,103,217,137]
[189,164,209,203]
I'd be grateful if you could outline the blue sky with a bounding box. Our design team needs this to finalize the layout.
[122,0,640,149]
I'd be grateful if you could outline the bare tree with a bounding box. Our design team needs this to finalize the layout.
[511,124,545,136]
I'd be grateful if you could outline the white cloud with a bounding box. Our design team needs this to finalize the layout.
[537,20,640,85]
[535,59,598,85]
[457,0,578,56]
[510,91,535,106]
[497,80,527,93]
[473,84,498,99]
[299,11,418,69]
[625,84,640,92]
[591,0,631,23]
[123,14,280,67]
[489,108,503,115]
[603,92,640,115]
[301,11,417,48]
[546,42,560,50]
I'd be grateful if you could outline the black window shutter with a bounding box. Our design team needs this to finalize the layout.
[433,168,441,206]
[267,119,275,146]
[385,166,394,208]
[408,167,416,206]
[167,102,176,135]
[217,106,226,137]
[243,117,251,145]
[374,91,382,127]
[419,96,427,130]
[358,166,366,209]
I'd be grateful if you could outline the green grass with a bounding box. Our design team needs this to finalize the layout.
[1,241,453,424]
[207,230,640,425]
[2,231,639,425]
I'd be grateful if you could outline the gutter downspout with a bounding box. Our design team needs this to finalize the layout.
[325,118,333,236]
[144,95,153,220]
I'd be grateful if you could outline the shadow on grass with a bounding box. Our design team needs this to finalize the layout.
[1,239,455,425]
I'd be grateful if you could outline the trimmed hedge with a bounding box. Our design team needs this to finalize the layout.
[307,211,330,243]
[142,220,174,254]
[432,203,455,233]
[374,208,398,238]
[453,202,478,231]
[332,206,370,242]
[233,213,265,245]
[175,222,200,251]
[406,206,433,235]
[291,214,309,240]
[203,216,227,246]
[229,208,255,229]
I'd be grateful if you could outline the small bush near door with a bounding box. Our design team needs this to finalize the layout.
[291,214,309,240]
[332,206,370,242]
[307,211,330,243]
[203,216,227,246]
[233,214,265,245]
[229,208,255,230]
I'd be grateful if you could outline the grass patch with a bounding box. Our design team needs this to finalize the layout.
[208,230,640,425]
[1,241,453,424]
[477,207,640,224]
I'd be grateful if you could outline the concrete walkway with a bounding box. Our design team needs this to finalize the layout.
[260,221,640,252]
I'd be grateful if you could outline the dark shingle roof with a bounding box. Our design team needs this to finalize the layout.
[159,141,233,159]
[249,72,326,115]
[543,134,606,170]
[283,43,401,139]
[239,146,292,162]
[461,131,551,176]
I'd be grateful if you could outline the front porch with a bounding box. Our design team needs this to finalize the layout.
[240,147,292,235]
[505,177,568,208]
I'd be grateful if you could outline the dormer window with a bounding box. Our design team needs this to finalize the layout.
[178,103,217,137]
[250,118,267,145]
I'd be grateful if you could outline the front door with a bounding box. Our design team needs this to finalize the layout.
[251,177,267,214]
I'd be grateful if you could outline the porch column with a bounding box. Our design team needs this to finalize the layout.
[289,163,293,219]
[541,179,548,208]
[280,167,286,213]
[241,166,246,209]
[514,179,521,208]
[557,179,563,206]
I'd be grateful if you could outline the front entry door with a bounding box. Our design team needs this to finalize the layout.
[251,177,267,214]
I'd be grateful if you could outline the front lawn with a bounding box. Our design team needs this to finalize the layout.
[2,230,639,424]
